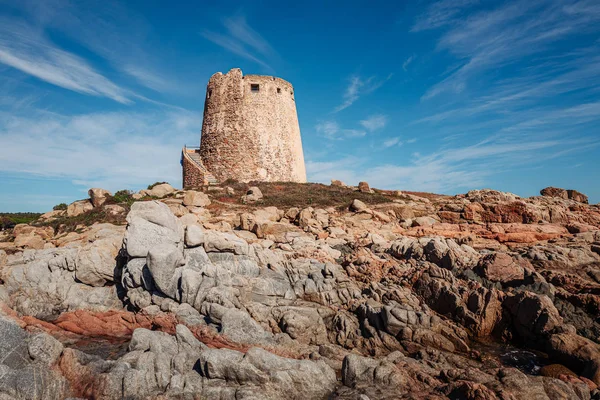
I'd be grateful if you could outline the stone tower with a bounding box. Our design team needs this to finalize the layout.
[182,68,307,187]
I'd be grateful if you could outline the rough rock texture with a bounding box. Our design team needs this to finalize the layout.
[541,187,589,204]
[182,190,211,207]
[88,188,112,207]
[123,201,184,258]
[66,199,93,217]
[242,186,263,203]
[2,186,600,399]
[141,183,176,198]
[0,316,69,399]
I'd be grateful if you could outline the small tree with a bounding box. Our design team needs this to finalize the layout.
[53,203,68,211]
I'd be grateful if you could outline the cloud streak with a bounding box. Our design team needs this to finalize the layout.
[383,137,403,148]
[411,0,478,32]
[308,135,597,193]
[202,15,276,70]
[0,19,132,104]
[360,114,387,132]
[315,120,366,140]
[0,109,202,190]
[402,55,415,71]
[417,0,600,100]
[334,74,391,112]
[19,0,178,94]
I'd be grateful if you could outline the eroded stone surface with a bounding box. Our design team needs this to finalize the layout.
[2,186,600,399]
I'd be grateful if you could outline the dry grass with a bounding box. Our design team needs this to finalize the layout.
[37,205,129,234]
[214,181,395,210]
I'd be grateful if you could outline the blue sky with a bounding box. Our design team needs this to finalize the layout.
[1,0,599,212]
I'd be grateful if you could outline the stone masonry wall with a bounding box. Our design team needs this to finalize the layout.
[182,153,206,188]
[199,68,307,183]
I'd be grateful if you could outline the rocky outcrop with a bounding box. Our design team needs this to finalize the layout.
[66,199,93,217]
[2,183,600,399]
[474,252,527,284]
[88,188,112,207]
[182,190,211,207]
[541,187,589,204]
[123,201,184,258]
[140,183,177,198]
[0,316,70,399]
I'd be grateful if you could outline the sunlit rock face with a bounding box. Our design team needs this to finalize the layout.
[1,184,600,399]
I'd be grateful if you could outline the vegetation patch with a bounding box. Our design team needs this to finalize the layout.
[1,213,43,230]
[39,206,129,234]
[216,182,394,209]
[107,190,136,207]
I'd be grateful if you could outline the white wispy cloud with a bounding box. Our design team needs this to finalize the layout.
[402,55,415,71]
[202,15,276,70]
[8,0,180,94]
[412,0,479,32]
[122,65,172,93]
[307,135,596,193]
[383,137,403,148]
[0,18,132,104]
[360,114,388,132]
[315,120,365,140]
[0,109,202,191]
[334,74,392,112]
[418,0,600,100]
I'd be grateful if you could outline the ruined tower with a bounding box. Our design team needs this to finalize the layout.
[182,68,307,187]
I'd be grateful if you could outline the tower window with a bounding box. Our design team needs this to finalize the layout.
[207,89,212,99]
[277,88,281,94]
[251,84,260,92]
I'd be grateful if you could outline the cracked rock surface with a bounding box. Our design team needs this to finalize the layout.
[1,187,600,399]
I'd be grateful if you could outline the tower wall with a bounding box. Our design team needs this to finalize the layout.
[199,68,307,183]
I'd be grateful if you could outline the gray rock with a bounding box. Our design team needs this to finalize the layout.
[124,201,183,258]
[275,306,329,345]
[197,347,337,399]
[75,235,122,286]
[0,316,69,399]
[146,243,185,299]
[202,231,249,255]
[28,332,63,365]
[3,248,122,318]
[220,308,275,345]
[342,353,410,389]
[185,224,204,247]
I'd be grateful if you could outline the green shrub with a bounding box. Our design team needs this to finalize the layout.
[112,190,133,203]
[53,203,68,211]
